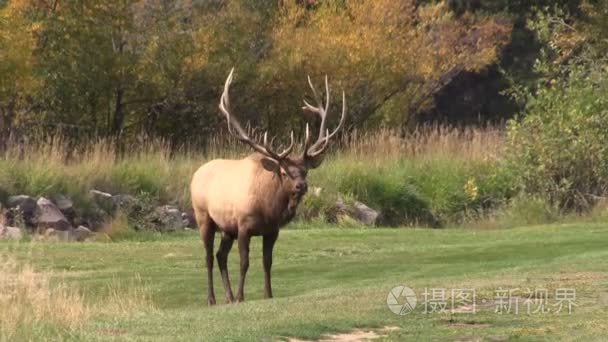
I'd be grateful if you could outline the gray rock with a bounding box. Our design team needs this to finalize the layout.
[333,196,380,226]
[50,194,76,223]
[0,225,23,240]
[50,194,74,212]
[332,196,350,218]
[90,189,113,199]
[153,205,185,231]
[181,210,197,229]
[352,201,380,226]
[112,194,138,209]
[73,226,93,242]
[90,190,139,213]
[90,189,114,212]
[36,197,72,231]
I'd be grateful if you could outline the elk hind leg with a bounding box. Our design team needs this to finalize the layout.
[197,211,216,305]
[216,232,235,303]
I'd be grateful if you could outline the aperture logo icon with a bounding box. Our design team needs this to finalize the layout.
[387,286,417,315]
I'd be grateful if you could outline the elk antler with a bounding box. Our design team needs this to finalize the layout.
[301,75,346,159]
[219,68,295,161]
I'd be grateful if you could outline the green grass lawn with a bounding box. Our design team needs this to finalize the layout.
[2,223,608,341]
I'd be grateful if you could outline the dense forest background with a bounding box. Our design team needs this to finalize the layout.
[0,0,606,150]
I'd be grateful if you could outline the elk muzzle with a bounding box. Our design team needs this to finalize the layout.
[295,181,308,195]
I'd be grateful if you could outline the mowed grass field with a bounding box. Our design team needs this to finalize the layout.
[2,223,608,341]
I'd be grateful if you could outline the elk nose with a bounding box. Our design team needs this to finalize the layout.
[296,182,308,193]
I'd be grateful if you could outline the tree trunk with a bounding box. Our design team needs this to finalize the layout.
[0,97,17,154]
[112,88,125,155]
[112,88,124,138]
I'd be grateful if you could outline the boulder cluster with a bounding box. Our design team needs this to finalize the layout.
[0,188,385,242]
[0,191,197,242]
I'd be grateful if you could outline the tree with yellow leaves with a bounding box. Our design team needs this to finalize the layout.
[0,0,42,150]
[257,0,511,132]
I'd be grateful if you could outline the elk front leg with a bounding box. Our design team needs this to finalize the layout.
[199,215,216,306]
[236,231,251,302]
[216,233,235,303]
[263,231,279,299]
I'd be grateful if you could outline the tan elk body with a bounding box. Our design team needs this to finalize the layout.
[191,154,303,236]
[190,69,345,305]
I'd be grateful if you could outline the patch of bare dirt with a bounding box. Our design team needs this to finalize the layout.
[538,271,607,283]
[287,326,399,342]
[448,321,491,329]
[453,334,506,342]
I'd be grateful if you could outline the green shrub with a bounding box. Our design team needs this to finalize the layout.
[498,195,560,228]
[305,155,512,227]
[506,61,608,210]
[461,195,560,230]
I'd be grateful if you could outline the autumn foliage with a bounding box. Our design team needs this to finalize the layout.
[0,0,512,148]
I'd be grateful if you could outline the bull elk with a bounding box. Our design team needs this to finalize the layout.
[190,68,346,305]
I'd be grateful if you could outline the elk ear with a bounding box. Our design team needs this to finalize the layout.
[303,153,325,169]
[261,158,281,174]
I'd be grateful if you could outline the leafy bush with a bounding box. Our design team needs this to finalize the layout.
[306,154,512,227]
[507,60,608,210]
[462,195,560,230]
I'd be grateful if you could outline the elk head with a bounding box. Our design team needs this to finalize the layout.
[218,68,346,201]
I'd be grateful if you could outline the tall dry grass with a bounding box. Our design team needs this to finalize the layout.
[0,255,154,340]
[3,125,504,162]
[0,256,89,340]
[341,125,504,161]
[99,275,155,316]
[0,126,506,225]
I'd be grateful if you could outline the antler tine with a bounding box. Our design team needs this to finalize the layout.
[219,68,238,137]
[223,68,234,108]
[218,68,295,161]
[307,75,323,108]
[306,129,330,158]
[300,75,347,159]
[261,130,294,159]
[302,76,324,114]
[325,90,346,140]
[302,99,319,113]
[225,112,235,135]
[302,123,313,152]
[263,131,269,147]
[301,75,332,144]
[277,131,295,158]
[324,75,330,112]
[318,75,330,140]
[306,90,346,154]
